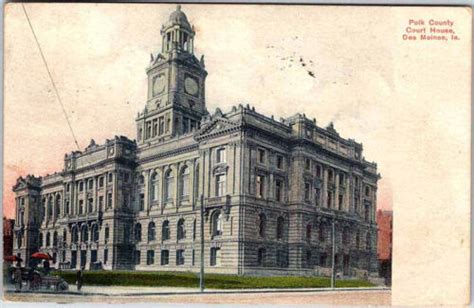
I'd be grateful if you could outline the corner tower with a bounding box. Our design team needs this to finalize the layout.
[137,5,208,144]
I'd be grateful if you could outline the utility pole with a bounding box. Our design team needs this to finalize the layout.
[331,219,336,289]
[199,194,205,292]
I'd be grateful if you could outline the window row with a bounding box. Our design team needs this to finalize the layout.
[141,248,221,266]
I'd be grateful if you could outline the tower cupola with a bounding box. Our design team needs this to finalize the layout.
[161,5,195,54]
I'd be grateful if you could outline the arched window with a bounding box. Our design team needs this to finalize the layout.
[39,232,43,247]
[46,232,51,247]
[177,218,186,240]
[63,228,67,243]
[150,172,159,201]
[81,225,89,242]
[258,213,266,238]
[92,224,99,242]
[53,231,58,247]
[162,220,170,241]
[72,226,78,243]
[306,224,312,242]
[165,170,174,201]
[212,211,222,237]
[366,232,371,250]
[148,222,156,241]
[134,223,142,241]
[318,224,325,242]
[179,167,190,198]
[138,174,145,185]
[276,217,285,239]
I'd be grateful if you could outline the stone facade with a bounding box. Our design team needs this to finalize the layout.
[12,6,380,277]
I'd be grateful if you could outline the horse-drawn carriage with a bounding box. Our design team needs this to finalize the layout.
[5,253,69,292]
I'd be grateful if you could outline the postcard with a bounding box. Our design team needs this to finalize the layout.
[2,3,471,306]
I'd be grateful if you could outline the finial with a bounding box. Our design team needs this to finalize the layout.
[177,4,181,11]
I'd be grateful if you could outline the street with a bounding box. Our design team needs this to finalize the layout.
[4,287,391,305]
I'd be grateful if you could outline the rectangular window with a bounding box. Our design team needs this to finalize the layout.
[98,196,104,212]
[258,149,265,164]
[159,117,164,135]
[147,250,155,265]
[192,250,195,266]
[176,250,185,265]
[107,193,113,208]
[304,182,311,201]
[216,174,226,197]
[338,194,344,210]
[161,250,169,265]
[99,177,104,188]
[139,193,145,211]
[88,198,93,212]
[108,173,113,183]
[134,250,141,265]
[327,191,332,208]
[152,119,158,137]
[339,173,345,185]
[315,188,321,206]
[305,158,311,171]
[216,148,226,163]
[123,193,129,208]
[210,247,221,266]
[79,200,84,214]
[256,175,265,198]
[275,180,283,202]
[103,249,108,265]
[276,155,283,169]
[183,118,189,133]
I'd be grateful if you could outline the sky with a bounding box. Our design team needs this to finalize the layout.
[7,3,469,219]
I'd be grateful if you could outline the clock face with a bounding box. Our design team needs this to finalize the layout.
[184,77,199,96]
[153,74,166,96]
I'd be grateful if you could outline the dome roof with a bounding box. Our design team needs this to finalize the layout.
[165,5,192,30]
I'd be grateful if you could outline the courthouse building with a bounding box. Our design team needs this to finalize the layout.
[13,6,380,277]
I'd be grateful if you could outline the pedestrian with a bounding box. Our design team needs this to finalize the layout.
[14,265,22,291]
[43,259,50,275]
[76,267,83,291]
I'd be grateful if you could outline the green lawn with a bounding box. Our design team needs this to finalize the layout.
[51,270,375,289]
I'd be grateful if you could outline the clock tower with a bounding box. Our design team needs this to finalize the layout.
[137,5,208,144]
